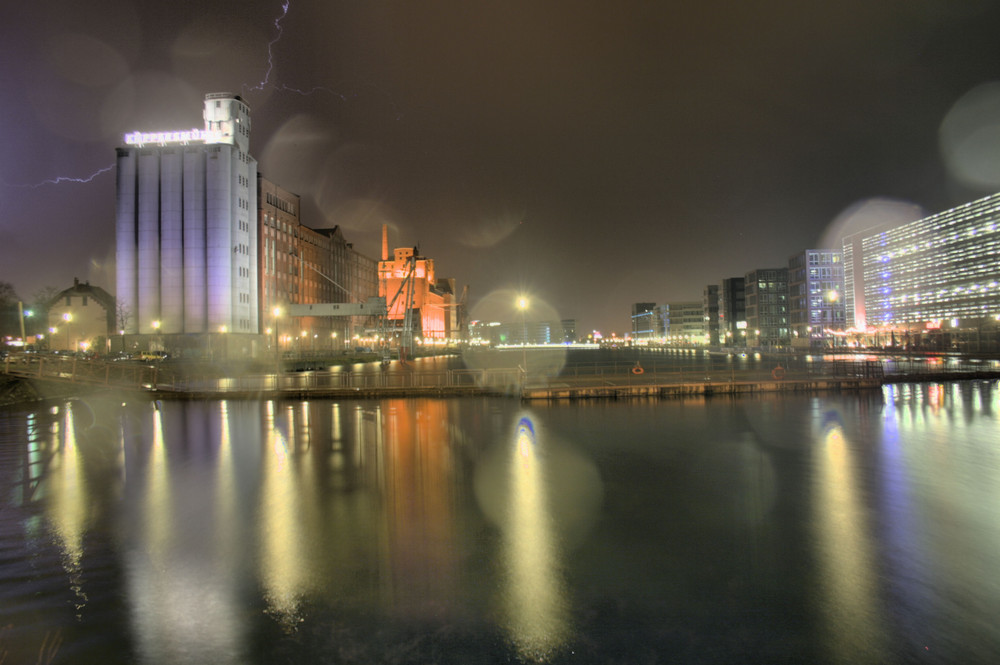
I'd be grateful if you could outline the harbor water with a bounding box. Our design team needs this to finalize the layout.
[2,380,1000,663]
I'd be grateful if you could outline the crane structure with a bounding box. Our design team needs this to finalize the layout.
[286,255,419,363]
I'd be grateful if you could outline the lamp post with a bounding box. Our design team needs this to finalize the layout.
[272,307,282,374]
[517,296,529,382]
[218,325,228,361]
[62,313,72,352]
[151,319,160,354]
[17,302,29,346]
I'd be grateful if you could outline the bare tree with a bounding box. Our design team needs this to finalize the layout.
[116,301,132,333]
[28,286,61,335]
[0,281,21,338]
[0,281,19,307]
[32,285,61,310]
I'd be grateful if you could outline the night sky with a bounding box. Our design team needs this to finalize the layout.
[4,0,1000,334]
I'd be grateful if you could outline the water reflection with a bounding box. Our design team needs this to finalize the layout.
[381,399,462,618]
[259,401,308,627]
[126,401,244,665]
[812,411,886,663]
[500,416,569,660]
[48,404,88,616]
[7,384,1000,662]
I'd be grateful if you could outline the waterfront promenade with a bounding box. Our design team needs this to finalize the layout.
[5,350,1000,402]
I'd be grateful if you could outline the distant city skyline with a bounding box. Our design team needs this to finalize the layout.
[5,1,1000,334]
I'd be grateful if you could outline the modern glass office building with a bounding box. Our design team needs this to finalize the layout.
[631,302,657,340]
[789,249,845,347]
[744,268,789,348]
[844,191,1000,331]
[718,277,747,346]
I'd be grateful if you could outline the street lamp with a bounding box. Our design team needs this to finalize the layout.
[516,296,529,380]
[272,307,282,374]
[62,313,72,351]
[18,304,31,346]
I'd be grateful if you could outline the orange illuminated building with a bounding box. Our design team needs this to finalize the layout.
[378,225,460,340]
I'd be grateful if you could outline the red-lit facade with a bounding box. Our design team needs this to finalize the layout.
[378,226,458,340]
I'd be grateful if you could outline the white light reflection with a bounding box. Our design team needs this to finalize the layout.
[214,402,238,563]
[47,402,89,615]
[812,411,886,662]
[258,401,306,628]
[126,402,244,664]
[145,407,172,554]
[500,416,569,660]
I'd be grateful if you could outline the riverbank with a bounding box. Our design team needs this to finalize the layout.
[0,374,92,407]
[5,349,1000,406]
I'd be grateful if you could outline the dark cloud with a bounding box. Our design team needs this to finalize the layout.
[4,0,1000,333]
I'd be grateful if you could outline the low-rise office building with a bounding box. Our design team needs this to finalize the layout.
[745,268,789,348]
[631,302,658,341]
[789,249,845,348]
[656,302,705,344]
[718,277,747,346]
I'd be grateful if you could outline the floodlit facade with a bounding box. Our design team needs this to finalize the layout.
[788,249,845,348]
[378,225,454,340]
[116,93,258,339]
[46,279,115,353]
[116,93,383,358]
[845,192,1000,331]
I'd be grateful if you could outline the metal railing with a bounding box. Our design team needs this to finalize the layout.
[5,351,998,396]
[164,368,523,393]
[3,353,158,388]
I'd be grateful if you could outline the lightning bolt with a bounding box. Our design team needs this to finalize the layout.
[1,164,114,189]
[242,2,374,107]
[245,0,292,94]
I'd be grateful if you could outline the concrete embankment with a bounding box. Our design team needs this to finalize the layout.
[0,374,98,406]
[520,377,884,401]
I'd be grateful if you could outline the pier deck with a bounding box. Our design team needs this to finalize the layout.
[521,376,882,400]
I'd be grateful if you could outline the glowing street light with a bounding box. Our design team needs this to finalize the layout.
[271,307,282,375]
[62,313,72,351]
[516,296,529,381]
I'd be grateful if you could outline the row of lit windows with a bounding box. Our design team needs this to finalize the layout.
[265,192,296,215]
[858,191,1000,327]
[806,251,841,265]
[868,237,999,268]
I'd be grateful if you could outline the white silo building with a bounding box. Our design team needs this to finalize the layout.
[115,93,259,342]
